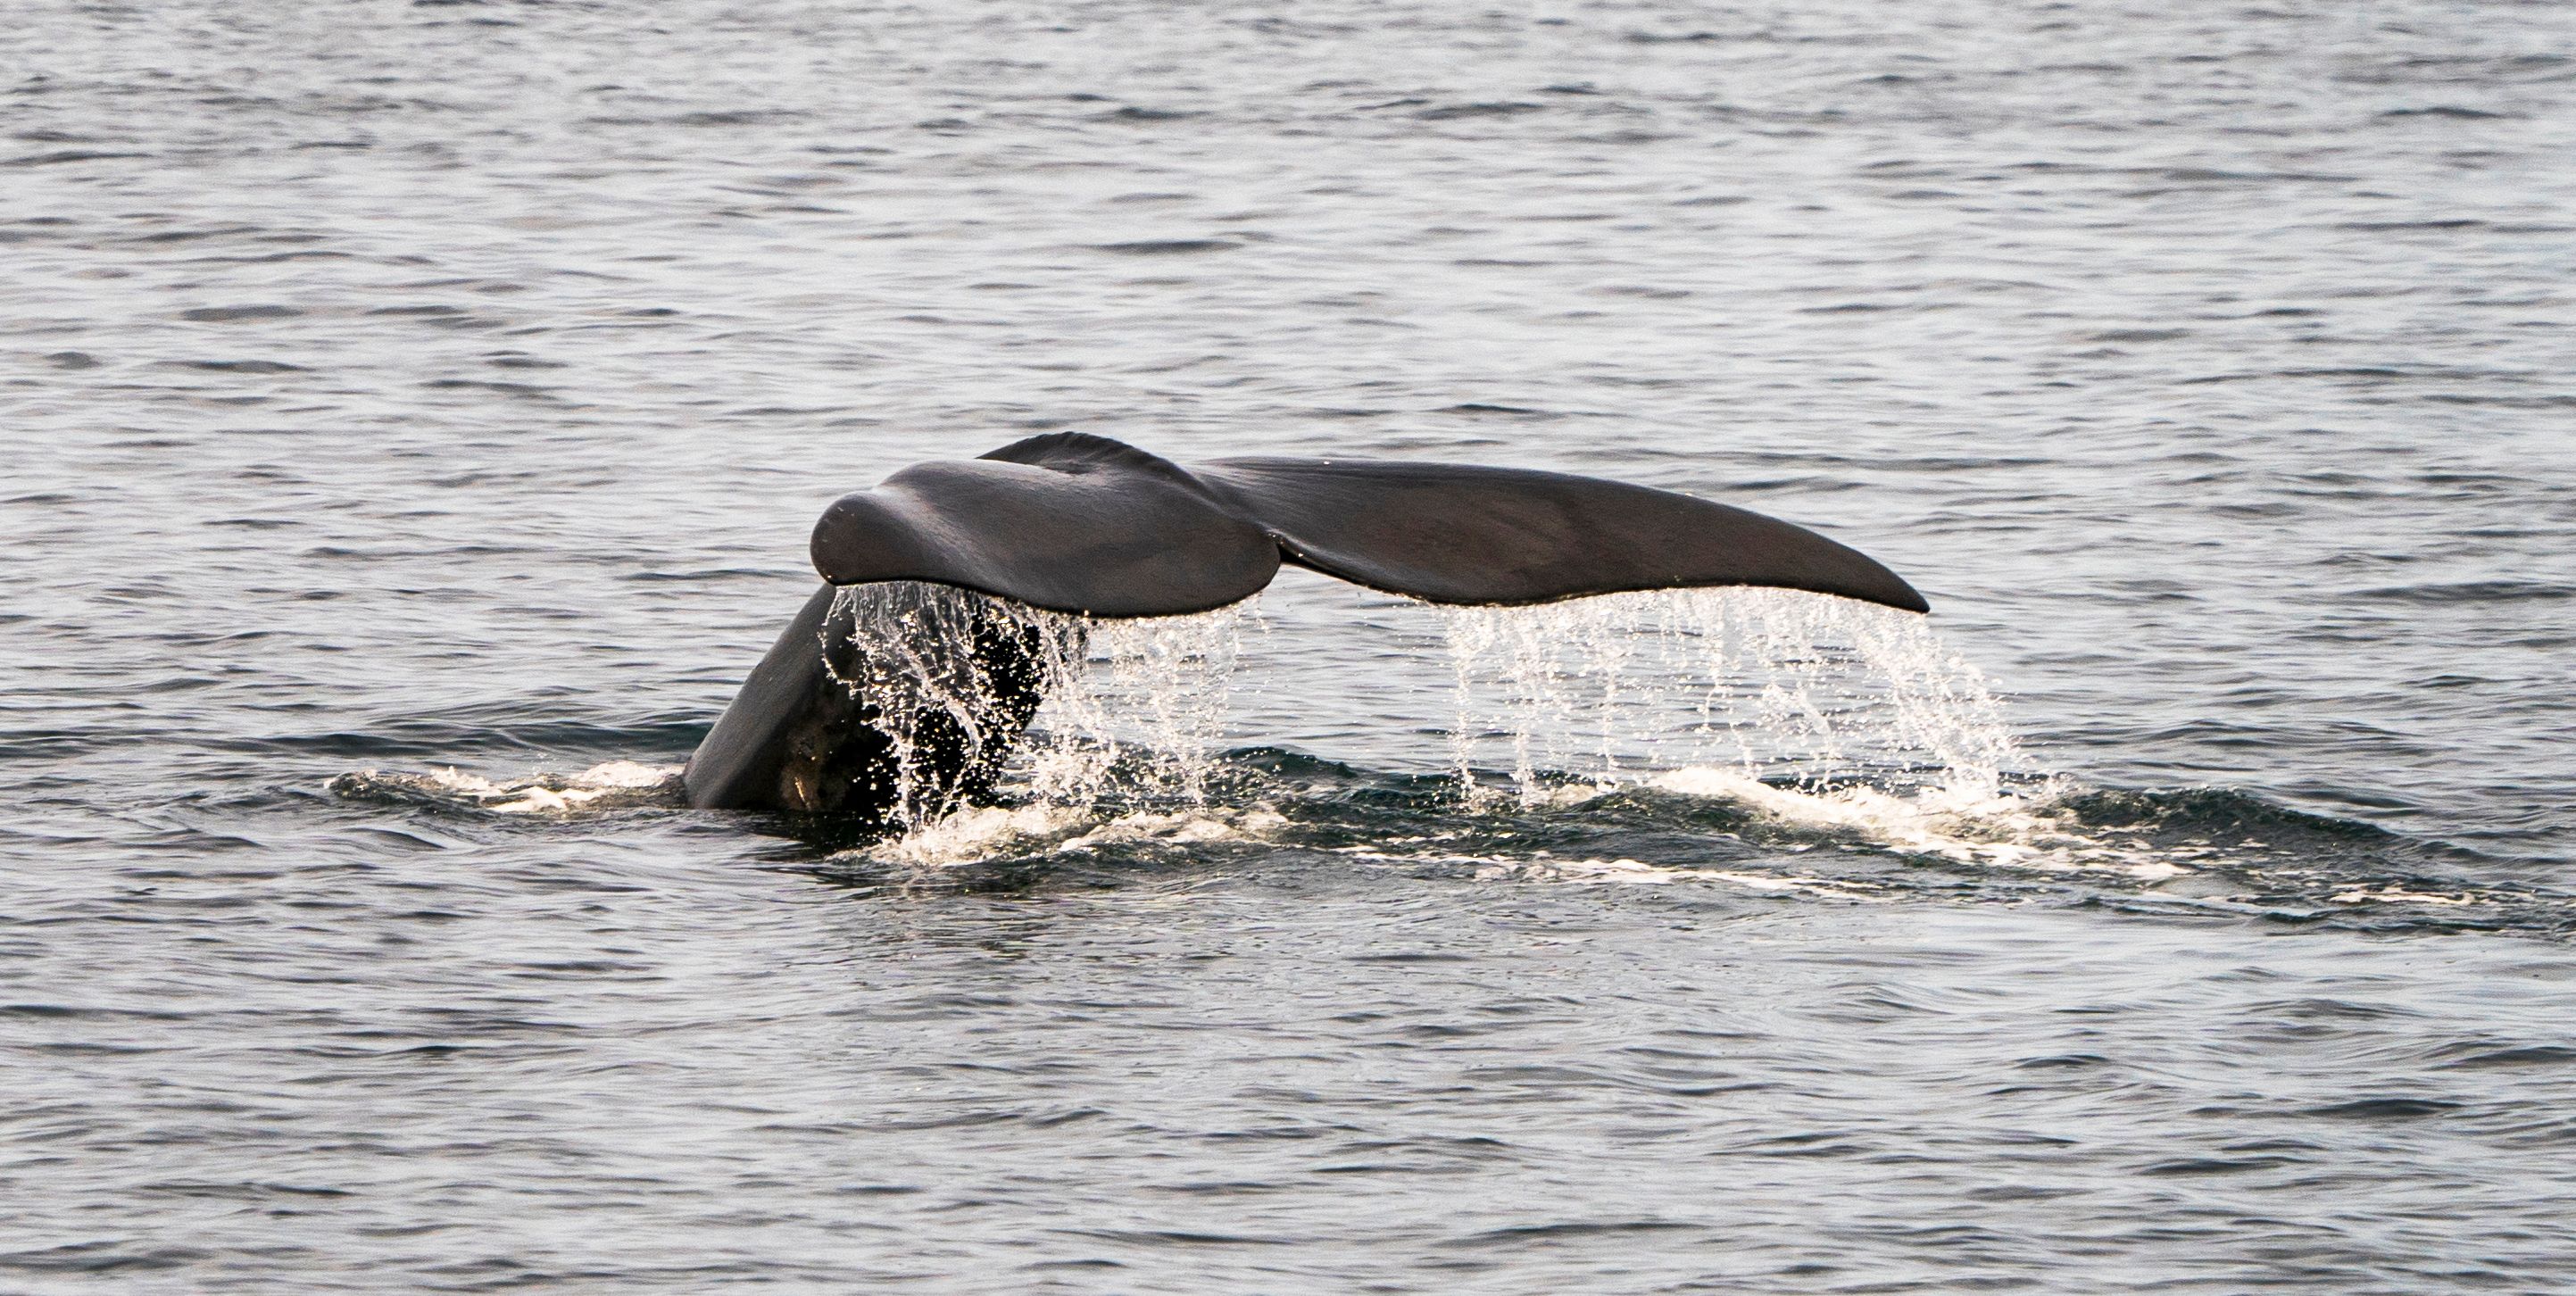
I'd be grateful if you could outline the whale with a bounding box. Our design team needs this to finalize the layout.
[683,433,1928,823]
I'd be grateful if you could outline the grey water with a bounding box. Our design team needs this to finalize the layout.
[6,0,2576,1290]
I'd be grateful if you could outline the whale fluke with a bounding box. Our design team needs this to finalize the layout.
[810,432,1927,617]
[693,433,1929,818]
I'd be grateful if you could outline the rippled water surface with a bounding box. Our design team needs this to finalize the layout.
[7,1,2575,1290]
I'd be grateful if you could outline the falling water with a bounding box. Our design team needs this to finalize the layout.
[821,581,2036,877]
[1018,597,1256,810]
[821,581,1088,828]
[1439,587,2028,805]
[823,581,1257,832]
[835,582,2026,831]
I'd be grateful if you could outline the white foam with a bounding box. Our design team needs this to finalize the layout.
[386,760,685,814]
[2331,886,2474,907]
[1649,765,2187,880]
[1059,806,1289,852]
[856,801,1088,865]
[852,802,1291,868]
[1333,843,1888,899]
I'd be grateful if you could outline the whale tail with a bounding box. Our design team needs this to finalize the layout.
[694,433,1929,815]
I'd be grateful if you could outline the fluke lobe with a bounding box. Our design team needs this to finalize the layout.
[683,433,1929,823]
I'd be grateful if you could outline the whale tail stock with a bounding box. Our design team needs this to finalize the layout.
[686,433,1928,817]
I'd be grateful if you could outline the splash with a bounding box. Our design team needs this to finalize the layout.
[821,582,1255,832]
[820,582,1086,826]
[839,583,2037,868]
[1440,586,2027,805]
[1020,597,1254,810]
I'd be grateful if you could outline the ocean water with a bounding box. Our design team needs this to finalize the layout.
[6,0,2576,1290]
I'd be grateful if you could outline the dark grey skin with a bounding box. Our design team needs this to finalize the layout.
[684,433,1929,821]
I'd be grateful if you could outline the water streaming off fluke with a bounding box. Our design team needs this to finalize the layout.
[1437,586,2027,805]
[815,584,2039,868]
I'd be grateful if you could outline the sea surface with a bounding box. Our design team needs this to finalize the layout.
[6,1,2575,1291]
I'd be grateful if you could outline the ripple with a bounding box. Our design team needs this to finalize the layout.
[1092,238,1240,254]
